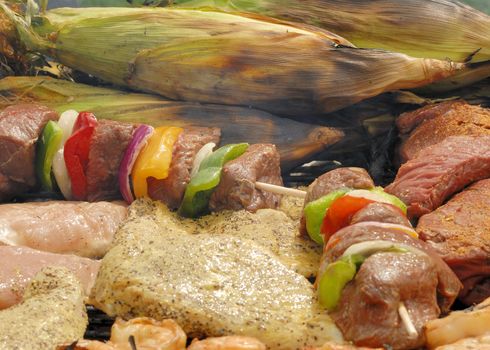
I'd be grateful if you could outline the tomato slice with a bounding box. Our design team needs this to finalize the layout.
[320,195,374,242]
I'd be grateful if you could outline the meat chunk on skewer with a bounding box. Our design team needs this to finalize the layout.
[300,167,375,236]
[86,120,138,202]
[148,127,221,209]
[209,144,283,212]
[350,202,412,228]
[0,104,58,201]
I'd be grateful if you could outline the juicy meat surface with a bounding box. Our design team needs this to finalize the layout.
[148,127,220,209]
[396,100,467,135]
[0,104,58,201]
[385,135,490,219]
[92,199,343,350]
[209,144,283,212]
[331,252,440,349]
[322,223,462,313]
[0,267,87,350]
[350,202,411,228]
[0,246,100,310]
[321,223,461,349]
[300,167,374,236]
[398,101,490,162]
[0,201,127,258]
[86,120,137,202]
[417,179,490,305]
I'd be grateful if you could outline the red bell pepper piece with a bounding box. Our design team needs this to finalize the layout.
[320,195,374,242]
[64,112,98,200]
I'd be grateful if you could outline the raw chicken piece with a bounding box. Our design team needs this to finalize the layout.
[92,200,343,350]
[0,246,100,309]
[0,200,127,258]
[0,267,87,349]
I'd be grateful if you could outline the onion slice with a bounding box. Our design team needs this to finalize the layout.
[342,240,425,259]
[190,142,216,178]
[119,124,154,203]
[52,110,79,199]
[346,221,418,238]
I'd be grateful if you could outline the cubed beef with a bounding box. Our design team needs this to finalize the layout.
[209,144,282,212]
[385,135,490,219]
[0,104,58,201]
[86,120,137,202]
[299,167,374,236]
[398,101,490,162]
[417,179,490,305]
[148,127,220,209]
[350,202,411,228]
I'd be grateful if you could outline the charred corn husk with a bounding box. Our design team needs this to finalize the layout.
[165,0,490,63]
[1,5,465,118]
[0,76,344,170]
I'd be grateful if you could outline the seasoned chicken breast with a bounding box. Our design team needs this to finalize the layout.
[116,200,320,278]
[0,246,100,309]
[93,200,342,350]
[0,267,87,349]
[0,201,127,258]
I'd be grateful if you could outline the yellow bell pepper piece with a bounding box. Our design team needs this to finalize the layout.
[132,126,183,198]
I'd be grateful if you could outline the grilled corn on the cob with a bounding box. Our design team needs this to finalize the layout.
[2,5,465,118]
[166,0,490,63]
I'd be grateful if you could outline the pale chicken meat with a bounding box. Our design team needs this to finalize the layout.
[115,200,321,278]
[0,267,88,349]
[0,200,127,258]
[92,200,343,350]
[0,245,100,309]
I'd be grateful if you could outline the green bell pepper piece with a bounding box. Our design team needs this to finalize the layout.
[36,121,63,192]
[199,143,249,170]
[178,143,249,218]
[304,188,350,244]
[318,254,364,311]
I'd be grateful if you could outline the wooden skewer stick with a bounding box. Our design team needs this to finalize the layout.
[398,302,418,338]
[255,181,307,199]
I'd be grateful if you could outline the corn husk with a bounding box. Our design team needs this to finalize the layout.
[165,0,490,63]
[1,5,465,118]
[0,75,346,170]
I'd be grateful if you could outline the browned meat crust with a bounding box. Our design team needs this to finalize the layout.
[417,178,490,305]
[398,101,490,162]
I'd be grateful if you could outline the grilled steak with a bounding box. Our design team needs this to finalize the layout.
[300,167,374,236]
[350,202,411,228]
[385,135,490,219]
[322,223,461,349]
[0,104,58,201]
[396,100,467,135]
[86,120,137,202]
[148,127,221,209]
[398,101,490,162]
[417,179,490,305]
[209,144,282,212]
